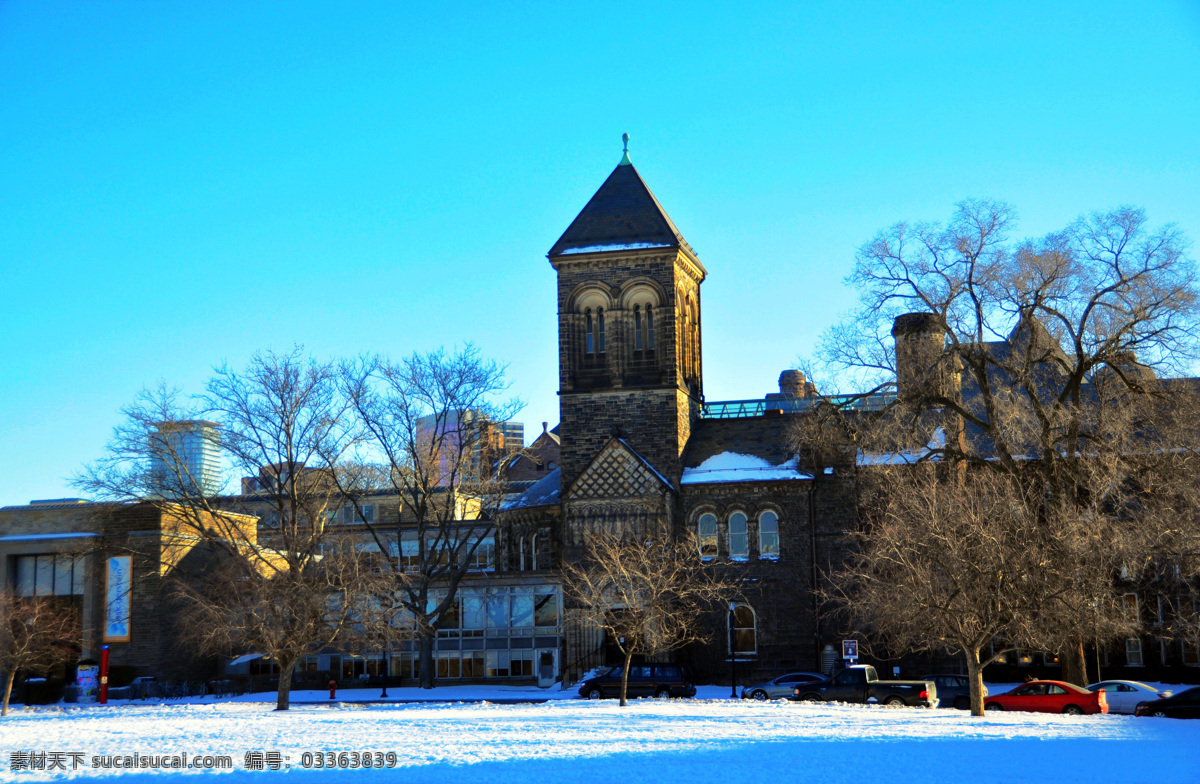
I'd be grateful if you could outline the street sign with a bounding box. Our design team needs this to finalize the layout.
[842,639,859,661]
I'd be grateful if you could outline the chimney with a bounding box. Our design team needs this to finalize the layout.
[778,370,809,398]
[892,313,953,402]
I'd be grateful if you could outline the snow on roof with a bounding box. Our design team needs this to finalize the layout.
[0,532,101,542]
[501,468,561,510]
[557,242,674,255]
[681,452,810,485]
[857,428,945,466]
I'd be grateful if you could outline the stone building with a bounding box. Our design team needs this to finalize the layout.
[501,144,870,683]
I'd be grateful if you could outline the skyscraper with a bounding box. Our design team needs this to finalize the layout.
[149,420,222,497]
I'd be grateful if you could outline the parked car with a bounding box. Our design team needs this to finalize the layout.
[1086,680,1171,715]
[741,671,824,701]
[1134,685,1200,719]
[791,665,938,707]
[577,664,696,700]
[984,680,1106,715]
[919,674,986,710]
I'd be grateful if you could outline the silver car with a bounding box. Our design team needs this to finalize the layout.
[1086,680,1172,714]
[740,671,825,701]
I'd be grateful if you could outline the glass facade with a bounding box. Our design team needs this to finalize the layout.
[393,586,561,680]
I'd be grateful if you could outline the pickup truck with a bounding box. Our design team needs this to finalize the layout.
[791,665,938,708]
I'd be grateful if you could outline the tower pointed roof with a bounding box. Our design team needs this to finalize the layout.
[548,142,697,260]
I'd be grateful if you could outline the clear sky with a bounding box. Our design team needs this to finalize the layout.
[2,1,1199,506]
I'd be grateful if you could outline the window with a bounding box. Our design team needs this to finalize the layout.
[585,309,595,354]
[1122,593,1140,623]
[13,554,85,598]
[511,593,534,629]
[730,604,756,656]
[511,650,534,677]
[534,590,559,628]
[645,306,654,349]
[462,651,486,678]
[468,536,495,571]
[487,594,509,629]
[437,652,461,679]
[463,595,486,631]
[697,514,718,560]
[758,511,780,558]
[1126,638,1144,667]
[519,534,537,571]
[486,651,510,677]
[1048,685,1068,695]
[634,305,643,351]
[342,505,374,524]
[728,512,748,559]
[597,308,606,353]
[1182,639,1200,666]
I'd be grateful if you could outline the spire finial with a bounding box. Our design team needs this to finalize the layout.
[619,132,632,166]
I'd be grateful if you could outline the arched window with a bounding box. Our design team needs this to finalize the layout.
[597,308,606,353]
[634,305,643,351]
[585,309,595,355]
[730,604,756,656]
[697,513,718,560]
[728,512,748,559]
[645,306,654,350]
[758,511,780,558]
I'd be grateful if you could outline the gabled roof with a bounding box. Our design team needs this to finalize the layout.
[565,438,673,501]
[548,161,697,260]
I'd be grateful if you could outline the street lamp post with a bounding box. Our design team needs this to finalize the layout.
[380,644,389,699]
[729,603,738,699]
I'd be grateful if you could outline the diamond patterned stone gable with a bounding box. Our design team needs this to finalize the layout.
[568,440,667,500]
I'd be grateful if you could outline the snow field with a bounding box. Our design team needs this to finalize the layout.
[2,696,1197,783]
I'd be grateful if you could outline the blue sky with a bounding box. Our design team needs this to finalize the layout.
[2,1,1199,505]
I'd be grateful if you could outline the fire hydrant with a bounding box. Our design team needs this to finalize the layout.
[329,680,337,700]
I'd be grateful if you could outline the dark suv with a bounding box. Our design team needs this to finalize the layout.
[577,664,696,699]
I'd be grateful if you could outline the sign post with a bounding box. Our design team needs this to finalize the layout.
[99,645,110,705]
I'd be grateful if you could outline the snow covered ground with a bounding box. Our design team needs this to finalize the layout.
[2,690,1197,783]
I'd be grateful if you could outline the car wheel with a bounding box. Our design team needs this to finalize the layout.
[751,690,769,701]
[1062,704,1084,716]
[883,696,905,708]
[587,688,603,700]
[800,693,822,703]
[1153,710,1167,718]
[985,702,1003,712]
[953,696,970,711]
[655,688,671,699]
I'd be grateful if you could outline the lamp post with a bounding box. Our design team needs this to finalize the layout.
[728,603,738,699]
[380,644,389,699]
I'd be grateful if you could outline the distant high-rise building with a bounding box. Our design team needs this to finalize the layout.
[414,411,525,483]
[150,420,222,497]
[499,421,524,451]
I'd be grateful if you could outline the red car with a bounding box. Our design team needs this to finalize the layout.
[985,680,1108,715]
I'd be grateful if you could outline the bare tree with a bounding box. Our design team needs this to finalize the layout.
[171,531,390,710]
[338,345,523,689]
[830,465,1144,716]
[818,201,1200,686]
[76,348,373,710]
[1,590,79,717]
[561,531,738,706]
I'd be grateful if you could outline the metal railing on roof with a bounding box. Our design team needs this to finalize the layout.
[700,391,897,419]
